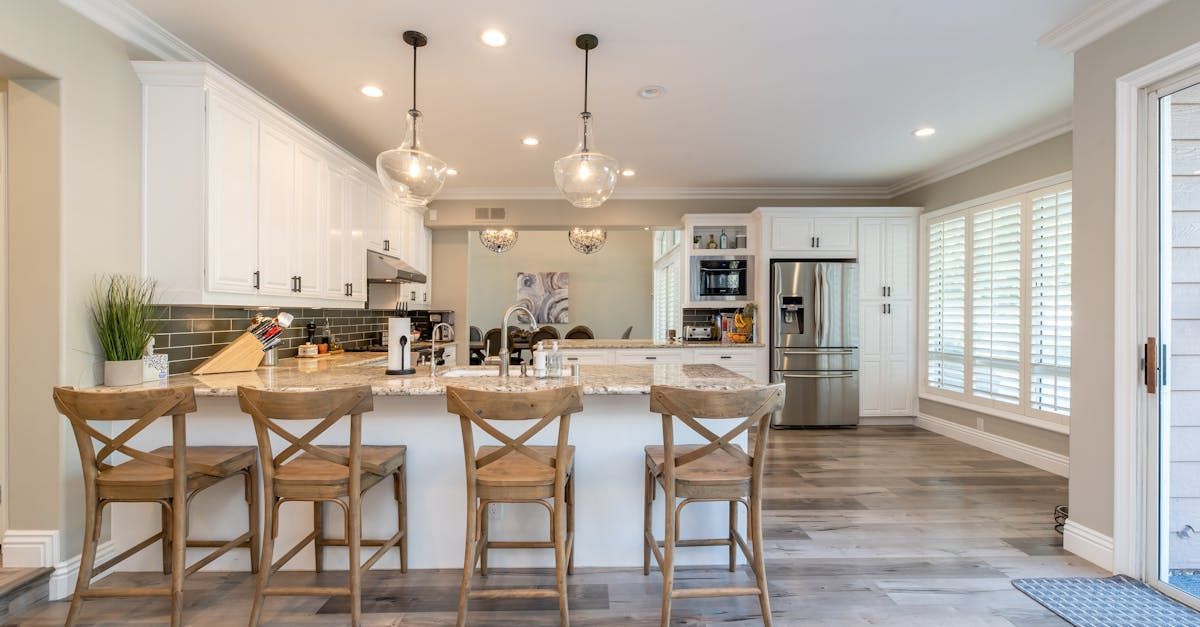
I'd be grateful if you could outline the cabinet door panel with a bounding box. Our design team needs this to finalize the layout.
[294,144,325,296]
[770,217,815,251]
[883,300,915,414]
[858,218,885,299]
[859,357,884,416]
[366,185,385,251]
[885,218,916,300]
[324,169,348,300]
[257,123,295,295]
[206,95,260,294]
[344,175,367,301]
[813,217,856,251]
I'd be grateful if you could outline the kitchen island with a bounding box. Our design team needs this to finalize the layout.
[95,353,767,573]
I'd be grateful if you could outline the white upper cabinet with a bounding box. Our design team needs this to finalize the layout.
[768,216,857,254]
[884,218,915,300]
[859,218,886,299]
[205,94,259,295]
[855,213,918,417]
[137,62,380,307]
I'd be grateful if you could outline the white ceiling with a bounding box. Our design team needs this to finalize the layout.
[125,0,1094,195]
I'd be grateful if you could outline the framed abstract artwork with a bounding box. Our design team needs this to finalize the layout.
[516,272,569,323]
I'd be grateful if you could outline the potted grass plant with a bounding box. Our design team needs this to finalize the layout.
[90,274,158,387]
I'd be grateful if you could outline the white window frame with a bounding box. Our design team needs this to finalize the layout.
[919,172,1072,433]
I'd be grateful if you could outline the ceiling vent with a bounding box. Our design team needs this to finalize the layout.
[474,207,507,222]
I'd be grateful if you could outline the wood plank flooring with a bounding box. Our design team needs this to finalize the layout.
[2,426,1102,625]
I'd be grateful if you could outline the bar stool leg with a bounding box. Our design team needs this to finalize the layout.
[395,467,407,573]
[313,501,325,572]
[728,500,737,572]
[456,492,478,627]
[479,500,489,577]
[643,466,653,576]
[65,487,99,627]
[750,494,772,626]
[554,482,570,626]
[160,504,172,575]
[170,416,188,627]
[567,471,576,575]
[659,485,676,627]
[246,465,261,574]
[348,476,363,625]
[250,493,276,627]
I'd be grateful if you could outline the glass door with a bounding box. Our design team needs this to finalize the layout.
[1149,74,1200,609]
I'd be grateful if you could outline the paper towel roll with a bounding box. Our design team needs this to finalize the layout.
[386,317,415,375]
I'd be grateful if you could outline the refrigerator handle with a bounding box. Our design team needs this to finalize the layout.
[812,264,822,343]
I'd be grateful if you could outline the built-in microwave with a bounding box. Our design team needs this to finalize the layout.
[691,255,753,301]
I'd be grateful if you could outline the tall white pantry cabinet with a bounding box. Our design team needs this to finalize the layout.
[136,61,432,308]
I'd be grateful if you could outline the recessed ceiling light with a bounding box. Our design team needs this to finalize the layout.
[913,127,936,137]
[522,136,540,146]
[360,85,384,98]
[481,29,508,47]
[622,169,636,177]
[638,85,666,99]
[447,168,459,176]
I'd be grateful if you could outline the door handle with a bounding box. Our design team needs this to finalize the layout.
[297,275,302,292]
[782,372,854,379]
[253,270,260,290]
[1146,337,1158,394]
[816,236,820,248]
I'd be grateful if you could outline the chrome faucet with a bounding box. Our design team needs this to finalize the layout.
[429,323,454,378]
[499,305,538,377]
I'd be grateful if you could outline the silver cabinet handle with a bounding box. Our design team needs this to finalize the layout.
[783,349,854,355]
[782,373,854,379]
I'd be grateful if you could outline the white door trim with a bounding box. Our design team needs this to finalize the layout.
[0,86,8,543]
[1113,39,1200,578]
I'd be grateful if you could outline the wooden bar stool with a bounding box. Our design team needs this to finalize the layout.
[238,385,406,627]
[52,386,260,627]
[445,384,583,627]
[643,384,784,627]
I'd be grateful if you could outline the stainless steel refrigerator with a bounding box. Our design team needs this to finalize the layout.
[770,260,860,427]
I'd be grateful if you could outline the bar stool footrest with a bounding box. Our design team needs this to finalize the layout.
[469,588,559,600]
[672,586,762,599]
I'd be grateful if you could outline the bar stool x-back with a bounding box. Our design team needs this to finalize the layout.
[643,384,785,626]
[53,385,260,627]
[238,385,407,627]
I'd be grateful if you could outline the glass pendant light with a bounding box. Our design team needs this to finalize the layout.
[479,228,518,253]
[377,30,447,207]
[554,34,619,208]
[568,227,607,254]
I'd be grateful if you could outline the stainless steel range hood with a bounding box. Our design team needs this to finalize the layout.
[366,249,426,284]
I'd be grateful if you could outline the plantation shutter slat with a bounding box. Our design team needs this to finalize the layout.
[927,216,967,392]
[972,202,1023,405]
[1029,189,1072,415]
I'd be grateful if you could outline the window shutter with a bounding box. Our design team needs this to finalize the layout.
[1029,189,1072,415]
[927,216,967,392]
[971,202,1022,405]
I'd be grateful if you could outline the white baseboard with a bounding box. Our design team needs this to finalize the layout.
[859,416,915,426]
[2,529,116,600]
[1064,520,1115,572]
[915,413,1069,477]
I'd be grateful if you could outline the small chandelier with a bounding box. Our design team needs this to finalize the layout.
[554,34,619,209]
[377,30,447,207]
[568,227,607,254]
[479,228,518,254]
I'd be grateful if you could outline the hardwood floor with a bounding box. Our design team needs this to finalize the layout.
[3,426,1102,625]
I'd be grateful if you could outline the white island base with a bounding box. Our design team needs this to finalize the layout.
[109,392,750,573]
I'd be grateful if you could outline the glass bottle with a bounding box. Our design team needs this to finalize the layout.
[706,234,718,249]
[719,229,728,249]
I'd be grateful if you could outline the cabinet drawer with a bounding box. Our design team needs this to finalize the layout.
[615,350,684,364]
[558,350,611,365]
[692,348,756,364]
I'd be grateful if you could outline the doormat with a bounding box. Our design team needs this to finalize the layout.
[1013,575,1200,626]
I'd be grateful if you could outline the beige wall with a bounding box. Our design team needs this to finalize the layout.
[466,229,653,340]
[430,229,472,361]
[1,0,143,560]
[1070,0,1200,540]
[895,133,1073,458]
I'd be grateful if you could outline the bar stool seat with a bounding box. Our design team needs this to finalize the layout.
[275,445,406,495]
[96,445,256,496]
[477,444,575,493]
[644,445,751,494]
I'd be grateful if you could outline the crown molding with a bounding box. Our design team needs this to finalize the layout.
[885,112,1072,198]
[1038,0,1168,54]
[437,185,894,201]
[60,0,205,61]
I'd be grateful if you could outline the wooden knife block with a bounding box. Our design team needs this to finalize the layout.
[191,332,266,375]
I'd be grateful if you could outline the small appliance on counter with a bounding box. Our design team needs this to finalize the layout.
[386,317,416,375]
[683,325,715,341]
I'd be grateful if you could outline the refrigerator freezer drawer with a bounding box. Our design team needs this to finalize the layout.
[772,348,858,371]
[771,370,860,427]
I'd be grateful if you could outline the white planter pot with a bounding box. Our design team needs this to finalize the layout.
[104,359,144,387]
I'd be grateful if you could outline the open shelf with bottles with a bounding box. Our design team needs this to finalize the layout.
[688,224,751,255]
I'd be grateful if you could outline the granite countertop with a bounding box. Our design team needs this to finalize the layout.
[87,351,765,397]
[551,339,765,349]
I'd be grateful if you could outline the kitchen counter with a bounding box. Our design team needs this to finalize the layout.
[87,351,760,397]
[97,351,767,574]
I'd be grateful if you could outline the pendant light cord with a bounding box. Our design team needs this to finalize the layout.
[583,47,589,115]
[411,42,418,112]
